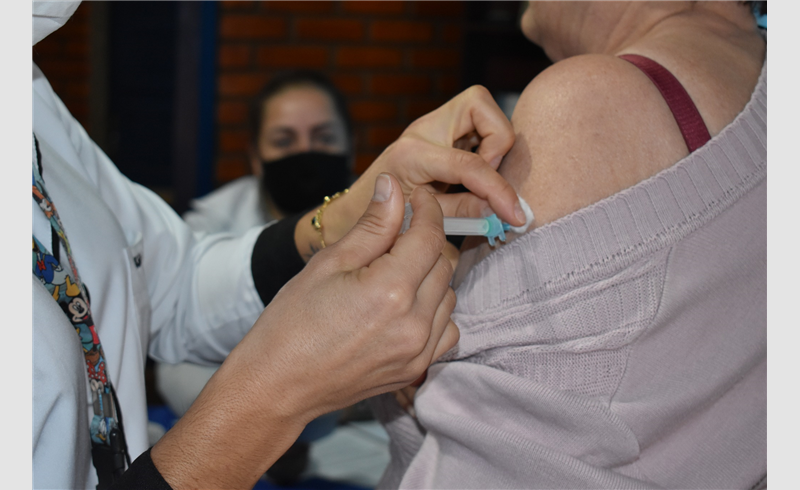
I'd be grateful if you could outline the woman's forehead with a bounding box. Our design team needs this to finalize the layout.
[262,86,339,126]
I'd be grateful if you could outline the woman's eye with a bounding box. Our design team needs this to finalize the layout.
[315,133,337,146]
[271,138,293,149]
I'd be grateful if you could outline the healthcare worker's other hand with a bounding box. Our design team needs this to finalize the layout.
[152,174,458,490]
[296,85,523,261]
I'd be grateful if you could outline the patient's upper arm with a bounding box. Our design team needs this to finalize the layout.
[500,54,689,228]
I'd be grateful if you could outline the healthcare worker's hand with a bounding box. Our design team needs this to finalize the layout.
[152,174,458,490]
[296,85,523,260]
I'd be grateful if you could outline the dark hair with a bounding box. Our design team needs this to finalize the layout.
[743,1,766,17]
[249,70,353,151]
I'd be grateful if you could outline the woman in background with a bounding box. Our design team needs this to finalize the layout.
[182,70,354,235]
[159,71,355,485]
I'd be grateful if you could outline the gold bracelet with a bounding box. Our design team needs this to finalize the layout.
[311,188,349,249]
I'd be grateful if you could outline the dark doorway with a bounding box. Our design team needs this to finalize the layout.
[106,1,179,192]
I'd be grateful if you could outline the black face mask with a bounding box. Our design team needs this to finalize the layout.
[260,151,352,215]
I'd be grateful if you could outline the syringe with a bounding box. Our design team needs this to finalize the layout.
[400,203,511,246]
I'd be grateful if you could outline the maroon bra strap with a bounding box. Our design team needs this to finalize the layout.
[619,54,711,152]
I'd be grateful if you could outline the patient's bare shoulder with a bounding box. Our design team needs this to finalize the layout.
[500,54,689,228]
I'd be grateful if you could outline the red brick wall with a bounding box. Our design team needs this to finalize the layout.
[216,0,466,183]
[32,2,92,131]
[30,1,468,186]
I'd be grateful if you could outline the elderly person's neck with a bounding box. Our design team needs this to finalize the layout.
[533,2,760,61]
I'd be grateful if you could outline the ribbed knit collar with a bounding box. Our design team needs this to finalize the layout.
[453,59,767,324]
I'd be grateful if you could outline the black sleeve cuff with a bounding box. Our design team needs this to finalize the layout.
[111,448,172,490]
[251,212,307,306]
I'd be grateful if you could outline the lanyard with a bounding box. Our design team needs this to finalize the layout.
[32,134,129,487]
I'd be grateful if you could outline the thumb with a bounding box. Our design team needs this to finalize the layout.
[329,173,405,270]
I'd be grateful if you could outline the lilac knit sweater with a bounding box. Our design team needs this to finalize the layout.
[371,58,767,489]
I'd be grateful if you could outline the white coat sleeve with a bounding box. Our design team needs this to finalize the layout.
[39,67,267,365]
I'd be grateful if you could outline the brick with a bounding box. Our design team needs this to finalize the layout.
[342,1,404,15]
[331,74,363,95]
[354,152,381,175]
[414,1,465,17]
[220,1,257,11]
[442,24,463,44]
[263,1,333,13]
[218,45,252,68]
[219,15,287,40]
[349,101,397,122]
[217,101,249,125]
[256,46,329,68]
[370,74,430,96]
[439,74,460,94]
[296,19,364,41]
[406,99,448,120]
[370,21,433,43]
[216,156,250,183]
[218,73,270,97]
[367,125,406,148]
[336,47,402,68]
[219,129,251,153]
[411,48,461,68]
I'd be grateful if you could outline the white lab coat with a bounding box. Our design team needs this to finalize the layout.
[32,10,266,488]
[157,178,278,418]
[182,176,277,237]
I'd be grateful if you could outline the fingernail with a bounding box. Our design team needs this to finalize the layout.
[514,201,526,225]
[490,156,502,168]
[373,173,392,202]
[407,406,417,418]
[480,205,494,218]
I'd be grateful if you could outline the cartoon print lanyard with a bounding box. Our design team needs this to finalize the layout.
[32,134,129,487]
